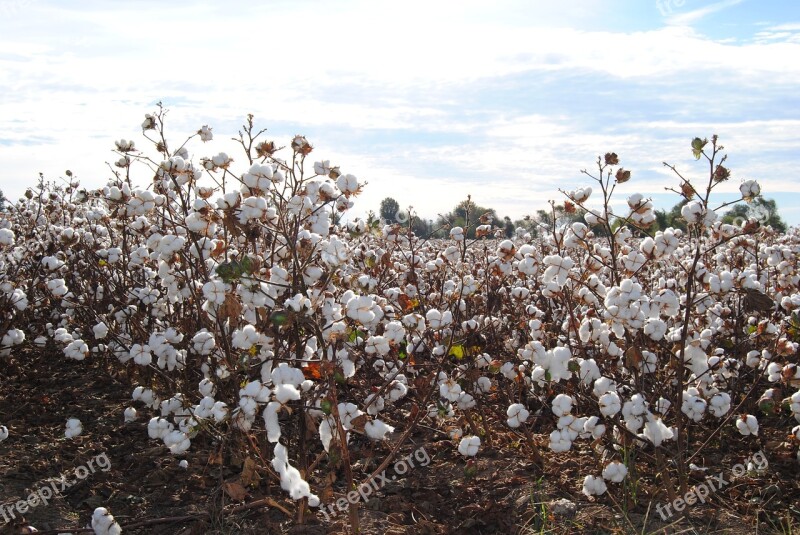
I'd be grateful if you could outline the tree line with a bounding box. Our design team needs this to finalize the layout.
[374,195,788,239]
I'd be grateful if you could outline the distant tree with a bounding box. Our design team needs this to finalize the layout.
[653,200,689,232]
[0,189,6,210]
[379,197,400,223]
[437,199,503,239]
[723,197,786,233]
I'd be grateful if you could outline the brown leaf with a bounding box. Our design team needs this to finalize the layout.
[350,414,367,433]
[219,292,243,328]
[223,480,248,501]
[241,457,261,488]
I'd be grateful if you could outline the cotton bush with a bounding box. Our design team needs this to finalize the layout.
[1,115,798,530]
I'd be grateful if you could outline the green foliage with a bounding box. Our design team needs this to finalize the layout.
[379,197,399,223]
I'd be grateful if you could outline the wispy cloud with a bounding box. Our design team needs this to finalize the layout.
[0,0,798,226]
[666,0,745,26]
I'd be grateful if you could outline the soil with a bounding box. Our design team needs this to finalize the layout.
[1,349,799,534]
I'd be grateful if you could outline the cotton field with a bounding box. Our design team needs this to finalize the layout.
[1,110,799,533]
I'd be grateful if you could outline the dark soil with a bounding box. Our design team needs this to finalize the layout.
[1,350,799,534]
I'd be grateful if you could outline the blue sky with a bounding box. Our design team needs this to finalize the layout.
[1,0,799,226]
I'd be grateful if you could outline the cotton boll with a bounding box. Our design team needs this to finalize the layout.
[91,507,122,535]
[458,435,481,457]
[93,322,109,339]
[272,443,320,506]
[124,407,137,423]
[642,414,674,447]
[551,394,573,417]
[65,418,83,439]
[602,461,628,483]
[264,402,282,443]
[736,414,759,436]
[549,428,572,452]
[179,459,189,469]
[198,378,216,397]
[164,430,191,454]
[0,425,8,442]
[147,417,174,440]
[598,391,621,417]
[582,475,608,496]
[274,383,301,404]
[506,403,530,428]
[365,419,394,440]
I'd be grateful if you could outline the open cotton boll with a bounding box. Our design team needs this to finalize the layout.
[582,475,608,497]
[641,413,674,447]
[91,507,121,535]
[602,461,628,483]
[163,430,191,454]
[264,402,282,443]
[272,443,320,506]
[551,394,573,417]
[0,425,8,442]
[93,322,109,339]
[458,435,481,457]
[65,418,83,439]
[147,417,174,440]
[273,384,301,404]
[123,407,137,423]
[506,403,530,428]
[736,414,759,436]
[549,428,572,452]
[179,459,189,469]
[365,419,394,440]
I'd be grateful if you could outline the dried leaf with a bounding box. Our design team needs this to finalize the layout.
[223,480,247,501]
[350,414,367,433]
[241,458,261,488]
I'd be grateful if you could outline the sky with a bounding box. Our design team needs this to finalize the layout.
[1,0,799,227]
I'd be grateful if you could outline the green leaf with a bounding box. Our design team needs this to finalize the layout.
[320,399,332,415]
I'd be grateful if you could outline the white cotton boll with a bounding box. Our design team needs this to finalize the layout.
[736,414,759,436]
[582,475,608,497]
[91,506,122,535]
[551,394,573,417]
[164,430,191,454]
[365,419,394,440]
[271,363,306,387]
[583,416,606,439]
[458,435,481,457]
[264,402,282,443]
[274,384,301,404]
[65,418,83,439]
[388,381,408,402]
[593,376,617,398]
[739,179,761,200]
[147,417,173,440]
[0,425,8,442]
[211,401,228,422]
[506,403,530,428]
[549,428,572,452]
[708,392,731,418]
[439,379,462,402]
[456,392,476,410]
[598,391,621,417]
[602,461,628,483]
[93,322,109,339]
[130,344,152,366]
[179,459,189,469]
[124,407,137,423]
[198,378,216,397]
[272,443,320,506]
